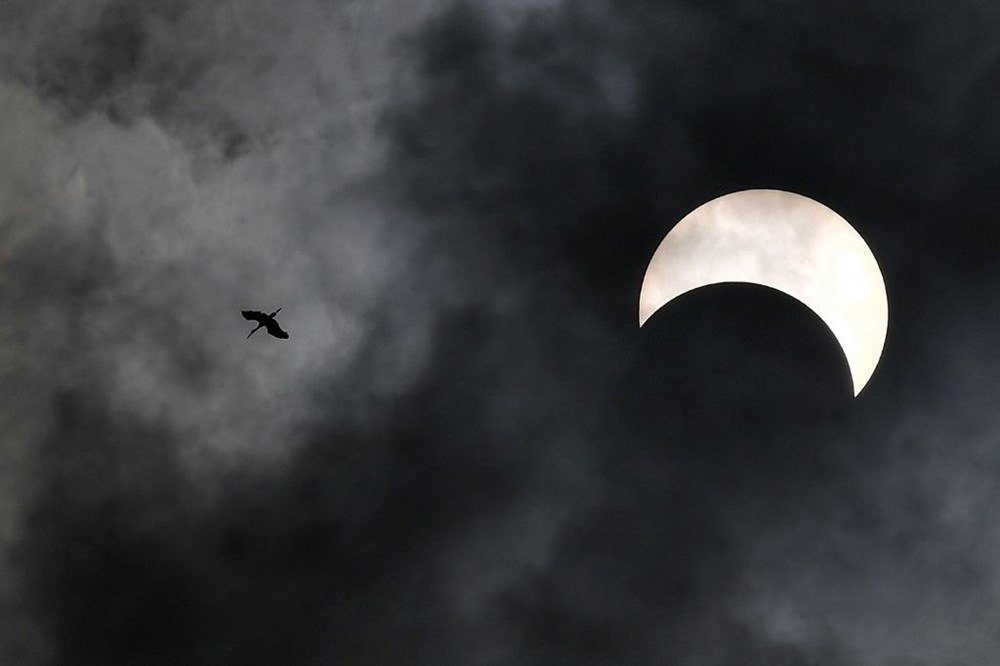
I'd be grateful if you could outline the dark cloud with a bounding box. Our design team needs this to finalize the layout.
[37,1,153,112]
[5,0,1000,664]
[379,1,1000,662]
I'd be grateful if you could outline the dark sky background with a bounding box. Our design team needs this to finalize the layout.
[4,0,1000,664]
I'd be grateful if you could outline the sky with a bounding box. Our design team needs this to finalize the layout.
[3,0,1000,664]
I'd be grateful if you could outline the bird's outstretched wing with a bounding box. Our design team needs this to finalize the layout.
[242,310,266,323]
[264,320,289,339]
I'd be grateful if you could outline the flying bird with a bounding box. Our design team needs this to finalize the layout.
[242,308,289,339]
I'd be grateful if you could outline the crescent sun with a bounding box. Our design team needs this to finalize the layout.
[638,189,888,397]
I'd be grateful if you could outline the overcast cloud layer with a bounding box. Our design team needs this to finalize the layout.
[4,1,1000,664]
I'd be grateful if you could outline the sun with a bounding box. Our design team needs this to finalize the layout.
[639,189,888,397]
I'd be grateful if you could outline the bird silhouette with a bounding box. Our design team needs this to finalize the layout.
[242,308,289,339]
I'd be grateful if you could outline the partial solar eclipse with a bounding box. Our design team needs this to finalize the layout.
[639,189,888,396]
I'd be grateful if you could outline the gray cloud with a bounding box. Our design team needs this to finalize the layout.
[0,1,457,662]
